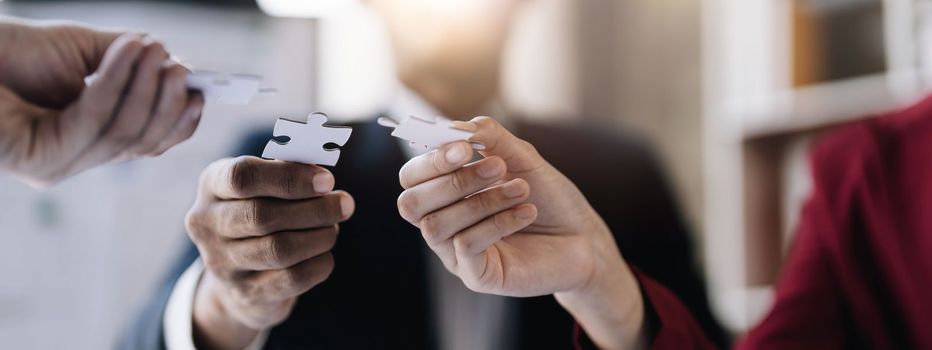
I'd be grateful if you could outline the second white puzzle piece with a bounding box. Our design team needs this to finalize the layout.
[377,115,477,153]
[85,69,275,106]
[262,113,353,166]
[186,70,276,105]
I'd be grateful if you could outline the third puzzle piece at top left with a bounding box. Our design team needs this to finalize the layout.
[262,113,353,166]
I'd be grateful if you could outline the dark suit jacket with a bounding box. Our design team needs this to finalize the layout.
[118,118,727,349]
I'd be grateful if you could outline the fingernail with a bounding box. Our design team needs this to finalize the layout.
[514,205,537,220]
[476,159,504,179]
[313,172,334,193]
[445,143,468,164]
[339,195,355,218]
[503,180,526,198]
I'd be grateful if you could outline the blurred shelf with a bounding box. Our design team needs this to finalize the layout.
[702,0,926,333]
[739,72,927,140]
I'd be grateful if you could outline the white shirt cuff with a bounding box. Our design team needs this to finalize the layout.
[163,258,270,350]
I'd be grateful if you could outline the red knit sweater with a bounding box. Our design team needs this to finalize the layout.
[585,96,932,349]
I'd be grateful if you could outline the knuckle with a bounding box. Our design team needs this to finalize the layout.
[145,42,167,57]
[147,147,167,157]
[398,166,413,189]
[122,39,145,55]
[199,161,220,187]
[452,235,475,256]
[260,236,283,265]
[320,226,339,250]
[281,268,304,291]
[313,195,341,224]
[461,276,484,293]
[184,209,205,240]
[278,172,297,196]
[135,140,160,157]
[429,150,447,173]
[449,171,466,193]
[165,64,189,83]
[396,191,420,223]
[230,281,255,302]
[419,213,442,244]
[472,116,495,128]
[469,192,491,212]
[136,148,156,159]
[228,157,257,196]
[520,140,538,154]
[242,200,270,232]
[491,212,511,232]
[184,202,217,242]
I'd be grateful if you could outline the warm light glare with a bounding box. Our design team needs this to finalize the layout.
[257,0,358,18]
[258,0,495,18]
[411,0,476,14]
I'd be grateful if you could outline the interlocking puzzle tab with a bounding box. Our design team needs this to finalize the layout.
[186,70,277,105]
[377,115,477,153]
[261,113,353,166]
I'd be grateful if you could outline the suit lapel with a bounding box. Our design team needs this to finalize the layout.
[270,118,436,349]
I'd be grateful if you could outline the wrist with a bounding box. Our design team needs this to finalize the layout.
[192,271,260,350]
[555,245,648,350]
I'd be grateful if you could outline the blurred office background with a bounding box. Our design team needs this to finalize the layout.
[0,0,927,348]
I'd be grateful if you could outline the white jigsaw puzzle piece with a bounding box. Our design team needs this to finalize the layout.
[186,70,276,105]
[84,69,275,106]
[377,115,475,153]
[261,113,353,166]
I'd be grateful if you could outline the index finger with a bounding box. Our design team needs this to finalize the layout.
[66,32,145,141]
[202,156,335,200]
[463,116,546,174]
[399,141,474,189]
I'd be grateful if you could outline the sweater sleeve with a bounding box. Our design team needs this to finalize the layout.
[735,197,847,350]
[573,200,846,350]
[735,122,873,350]
[637,269,718,350]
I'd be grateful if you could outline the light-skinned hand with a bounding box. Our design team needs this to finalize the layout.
[0,20,204,187]
[396,117,649,350]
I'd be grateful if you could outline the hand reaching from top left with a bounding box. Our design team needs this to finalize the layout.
[0,19,204,187]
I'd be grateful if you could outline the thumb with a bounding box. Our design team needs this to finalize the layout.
[462,116,546,174]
